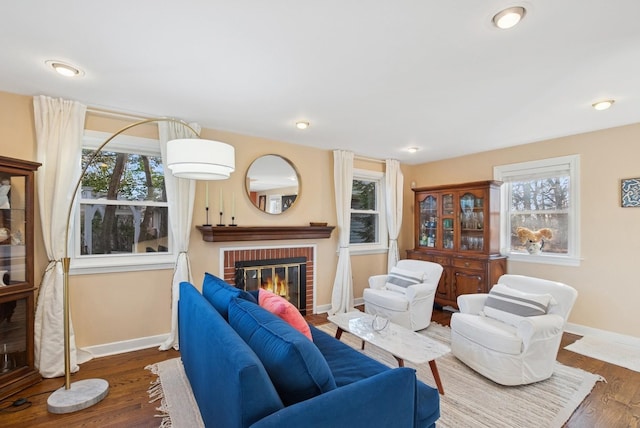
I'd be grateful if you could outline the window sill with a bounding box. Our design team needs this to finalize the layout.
[504,252,581,267]
[349,246,389,256]
[69,254,175,275]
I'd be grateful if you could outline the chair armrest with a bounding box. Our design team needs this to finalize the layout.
[457,294,488,315]
[517,314,564,350]
[250,368,419,428]
[405,282,437,301]
[368,275,388,290]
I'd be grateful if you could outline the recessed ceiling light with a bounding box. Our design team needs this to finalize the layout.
[295,121,310,130]
[45,60,84,77]
[592,100,615,111]
[492,6,526,29]
[407,147,420,153]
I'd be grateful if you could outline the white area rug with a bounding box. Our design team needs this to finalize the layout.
[565,335,640,373]
[146,323,603,428]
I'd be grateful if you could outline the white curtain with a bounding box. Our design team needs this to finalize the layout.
[385,159,403,271]
[158,121,199,351]
[33,95,86,377]
[330,150,355,315]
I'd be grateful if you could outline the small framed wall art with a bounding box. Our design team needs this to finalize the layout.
[621,177,640,207]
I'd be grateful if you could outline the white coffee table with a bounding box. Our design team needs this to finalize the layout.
[327,312,450,394]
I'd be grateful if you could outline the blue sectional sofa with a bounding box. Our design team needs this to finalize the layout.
[178,273,440,428]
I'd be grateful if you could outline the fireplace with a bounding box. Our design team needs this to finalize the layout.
[222,245,315,315]
[235,257,307,314]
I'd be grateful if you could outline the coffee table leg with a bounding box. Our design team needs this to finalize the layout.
[428,360,445,395]
[394,356,404,367]
[335,326,344,340]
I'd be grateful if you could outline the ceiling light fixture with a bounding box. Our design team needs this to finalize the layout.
[45,60,84,77]
[408,147,420,153]
[296,121,310,130]
[492,6,526,29]
[592,100,615,111]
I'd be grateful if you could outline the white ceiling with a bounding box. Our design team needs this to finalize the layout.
[2,1,640,164]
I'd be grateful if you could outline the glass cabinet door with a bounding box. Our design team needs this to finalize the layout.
[441,193,455,250]
[0,175,26,286]
[418,194,437,248]
[458,191,485,252]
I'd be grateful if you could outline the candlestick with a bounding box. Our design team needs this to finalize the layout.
[217,211,224,227]
[203,206,211,226]
[230,216,237,226]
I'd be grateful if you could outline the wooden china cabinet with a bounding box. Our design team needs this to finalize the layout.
[407,180,507,309]
[0,155,41,400]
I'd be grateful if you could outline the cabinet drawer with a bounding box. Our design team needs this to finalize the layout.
[434,256,450,266]
[452,258,484,270]
[408,252,435,262]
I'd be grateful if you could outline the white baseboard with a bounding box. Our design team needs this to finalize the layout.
[314,297,364,315]
[565,322,640,347]
[81,333,170,359]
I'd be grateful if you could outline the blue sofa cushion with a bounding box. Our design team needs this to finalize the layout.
[178,282,283,428]
[310,325,440,428]
[228,298,337,406]
[202,272,257,319]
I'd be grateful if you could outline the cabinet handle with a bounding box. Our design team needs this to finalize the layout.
[464,262,470,267]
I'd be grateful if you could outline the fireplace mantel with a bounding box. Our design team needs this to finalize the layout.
[196,225,335,242]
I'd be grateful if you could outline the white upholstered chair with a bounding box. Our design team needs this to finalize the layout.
[450,274,578,386]
[363,259,443,331]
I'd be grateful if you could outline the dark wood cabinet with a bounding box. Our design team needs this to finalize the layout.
[407,180,506,308]
[0,155,41,400]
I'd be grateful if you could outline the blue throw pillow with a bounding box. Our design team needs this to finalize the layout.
[228,298,337,406]
[202,272,257,320]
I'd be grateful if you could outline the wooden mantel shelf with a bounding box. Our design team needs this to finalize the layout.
[196,225,335,242]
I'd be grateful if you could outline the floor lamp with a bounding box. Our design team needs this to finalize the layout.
[47,117,235,413]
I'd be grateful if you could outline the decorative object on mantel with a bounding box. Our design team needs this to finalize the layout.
[196,225,335,242]
[245,154,300,215]
[621,177,640,207]
[309,222,328,227]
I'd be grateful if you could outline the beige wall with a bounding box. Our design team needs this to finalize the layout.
[4,89,637,349]
[404,124,640,338]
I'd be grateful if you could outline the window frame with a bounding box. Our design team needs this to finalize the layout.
[349,169,388,255]
[494,155,580,266]
[69,130,174,275]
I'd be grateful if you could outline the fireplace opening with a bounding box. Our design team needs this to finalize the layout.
[235,257,307,315]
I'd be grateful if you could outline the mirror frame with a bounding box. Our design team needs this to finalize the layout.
[244,154,301,215]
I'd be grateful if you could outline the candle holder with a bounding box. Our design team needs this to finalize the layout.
[229,216,237,227]
[216,211,225,226]
[203,207,212,227]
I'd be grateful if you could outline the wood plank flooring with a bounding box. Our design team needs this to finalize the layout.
[1,309,638,427]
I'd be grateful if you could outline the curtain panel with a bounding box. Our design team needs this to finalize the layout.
[385,159,403,271]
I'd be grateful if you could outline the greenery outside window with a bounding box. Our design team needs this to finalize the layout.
[494,155,580,266]
[70,130,174,274]
[350,169,387,254]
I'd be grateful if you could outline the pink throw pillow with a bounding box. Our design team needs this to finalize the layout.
[258,289,312,341]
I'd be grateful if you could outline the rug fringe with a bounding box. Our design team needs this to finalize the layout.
[146,363,173,427]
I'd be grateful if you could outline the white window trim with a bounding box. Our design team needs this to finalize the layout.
[494,155,581,267]
[69,130,174,275]
[350,169,388,255]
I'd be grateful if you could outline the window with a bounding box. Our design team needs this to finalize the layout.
[350,169,387,254]
[70,130,174,274]
[494,155,580,266]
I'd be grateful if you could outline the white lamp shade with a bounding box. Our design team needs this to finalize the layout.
[166,138,235,180]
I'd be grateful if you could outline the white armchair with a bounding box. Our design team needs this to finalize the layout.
[450,274,578,386]
[363,260,443,331]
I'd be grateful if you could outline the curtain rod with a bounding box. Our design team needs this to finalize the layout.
[86,107,155,121]
[354,155,385,164]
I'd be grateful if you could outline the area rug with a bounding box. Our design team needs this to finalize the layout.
[146,322,603,428]
[565,335,640,373]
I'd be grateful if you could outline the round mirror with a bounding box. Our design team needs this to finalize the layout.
[245,155,300,214]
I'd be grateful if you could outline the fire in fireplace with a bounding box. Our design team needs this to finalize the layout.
[235,257,307,315]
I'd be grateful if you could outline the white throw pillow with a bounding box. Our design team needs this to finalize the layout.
[483,283,554,327]
[385,266,424,294]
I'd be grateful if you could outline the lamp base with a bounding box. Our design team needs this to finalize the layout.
[47,378,109,414]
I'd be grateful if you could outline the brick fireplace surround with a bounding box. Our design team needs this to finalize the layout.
[220,245,316,313]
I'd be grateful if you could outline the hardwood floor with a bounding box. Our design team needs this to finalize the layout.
[1,309,638,427]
